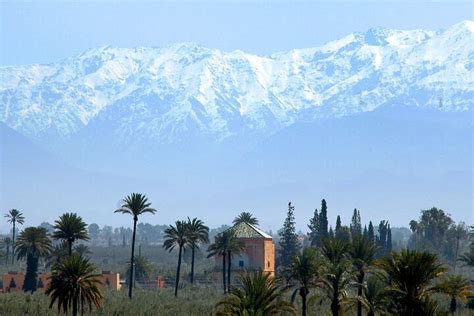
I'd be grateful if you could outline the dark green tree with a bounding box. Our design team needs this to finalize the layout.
[279,202,301,268]
[185,217,209,284]
[287,247,320,316]
[368,221,375,242]
[52,213,89,256]
[1,237,12,264]
[46,254,103,316]
[319,199,329,239]
[114,193,157,299]
[163,220,189,297]
[232,212,258,226]
[16,227,52,293]
[335,216,342,235]
[307,208,320,247]
[350,209,362,239]
[5,209,25,264]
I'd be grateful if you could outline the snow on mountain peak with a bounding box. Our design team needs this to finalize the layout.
[0,21,472,144]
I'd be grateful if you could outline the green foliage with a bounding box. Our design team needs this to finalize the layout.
[378,249,447,315]
[5,209,25,264]
[307,208,320,247]
[163,220,189,297]
[433,274,474,313]
[318,199,329,240]
[46,254,103,316]
[350,209,362,239]
[16,227,52,293]
[233,212,259,226]
[279,202,301,269]
[52,213,89,256]
[185,217,209,284]
[216,271,296,315]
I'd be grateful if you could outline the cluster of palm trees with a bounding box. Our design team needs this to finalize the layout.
[2,209,101,316]
[216,236,474,315]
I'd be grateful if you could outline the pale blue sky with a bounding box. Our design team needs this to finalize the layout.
[1,0,472,66]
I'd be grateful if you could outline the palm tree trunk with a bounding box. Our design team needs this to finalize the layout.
[174,245,183,297]
[128,218,138,299]
[450,297,456,313]
[72,295,78,316]
[300,288,308,316]
[357,271,364,316]
[190,244,195,284]
[331,282,339,316]
[222,255,227,294]
[11,221,15,264]
[227,251,232,290]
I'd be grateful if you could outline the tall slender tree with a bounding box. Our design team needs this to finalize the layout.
[319,199,329,240]
[350,237,377,316]
[185,217,209,284]
[2,237,12,264]
[114,193,156,299]
[279,202,301,268]
[226,231,245,290]
[368,221,375,243]
[52,213,89,256]
[307,208,320,247]
[207,232,229,293]
[16,227,52,293]
[287,247,320,316]
[163,220,189,297]
[350,209,362,239]
[5,209,25,264]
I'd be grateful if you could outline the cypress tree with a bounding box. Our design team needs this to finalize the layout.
[335,215,342,233]
[328,226,334,239]
[318,199,328,239]
[350,208,362,238]
[387,224,392,254]
[377,220,389,257]
[279,202,301,268]
[308,208,320,247]
[363,225,368,238]
[368,221,375,242]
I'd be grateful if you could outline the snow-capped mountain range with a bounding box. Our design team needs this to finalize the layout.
[1,21,473,146]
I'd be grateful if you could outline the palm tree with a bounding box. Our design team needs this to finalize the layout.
[320,238,353,316]
[74,244,91,258]
[207,232,228,293]
[232,212,259,226]
[52,213,89,256]
[1,237,12,264]
[378,249,447,316]
[115,193,156,299]
[45,241,69,269]
[163,220,189,297]
[16,227,52,293]
[349,236,377,316]
[286,247,320,316]
[5,209,25,264]
[226,230,245,290]
[185,217,209,284]
[216,270,296,315]
[458,251,474,267]
[433,274,474,314]
[359,275,390,316]
[126,255,153,284]
[46,254,103,316]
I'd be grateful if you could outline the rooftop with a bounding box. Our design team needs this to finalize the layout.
[231,222,273,239]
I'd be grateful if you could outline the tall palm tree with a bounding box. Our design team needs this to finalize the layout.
[216,271,296,315]
[185,217,209,284]
[433,274,474,314]
[5,209,25,264]
[349,236,377,316]
[52,213,89,256]
[115,193,156,299]
[46,254,103,316]
[226,230,245,290]
[1,237,12,264]
[320,238,353,316]
[286,247,320,316]
[207,232,228,293]
[232,212,259,226]
[16,227,52,293]
[378,249,447,316]
[163,220,189,297]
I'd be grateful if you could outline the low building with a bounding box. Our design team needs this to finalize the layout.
[2,271,121,293]
[213,222,275,285]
